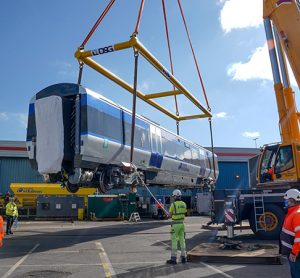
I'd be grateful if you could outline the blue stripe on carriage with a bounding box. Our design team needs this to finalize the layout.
[149,152,163,168]
[81,93,149,129]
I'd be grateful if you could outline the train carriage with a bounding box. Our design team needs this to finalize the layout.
[26,83,218,193]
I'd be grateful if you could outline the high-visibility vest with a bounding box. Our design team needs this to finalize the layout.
[169,200,187,222]
[0,216,4,248]
[6,202,18,217]
[280,205,300,256]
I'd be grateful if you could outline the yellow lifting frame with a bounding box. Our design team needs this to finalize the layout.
[75,35,212,121]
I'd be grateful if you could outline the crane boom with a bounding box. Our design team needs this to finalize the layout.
[257,0,300,186]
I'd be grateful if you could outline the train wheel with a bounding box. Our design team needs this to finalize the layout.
[66,182,79,193]
[249,204,284,240]
[98,171,110,193]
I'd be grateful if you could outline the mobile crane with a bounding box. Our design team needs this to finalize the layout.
[213,0,300,239]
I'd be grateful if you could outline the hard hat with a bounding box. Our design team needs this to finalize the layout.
[172,189,182,197]
[284,189,300,201]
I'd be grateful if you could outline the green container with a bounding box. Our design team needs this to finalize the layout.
[88,195,120,219]
[88,194,136,219]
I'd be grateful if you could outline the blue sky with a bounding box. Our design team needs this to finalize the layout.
[0,0,296,148]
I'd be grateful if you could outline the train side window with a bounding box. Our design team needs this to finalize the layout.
[102,113,122,141]
[161,130,176,158]
[199,149,206,176]
[275,145,294,173]
[191,147,200,166]
[134,125,150,151]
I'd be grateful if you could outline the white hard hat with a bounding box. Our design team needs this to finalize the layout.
[284,189,300,201]
[173,189,182,197]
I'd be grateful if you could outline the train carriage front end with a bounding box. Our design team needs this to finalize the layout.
[26,83,83,191]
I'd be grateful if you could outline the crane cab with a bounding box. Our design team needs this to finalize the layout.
[258,143,299,185]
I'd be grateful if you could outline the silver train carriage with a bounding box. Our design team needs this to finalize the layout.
[26,83,219,193]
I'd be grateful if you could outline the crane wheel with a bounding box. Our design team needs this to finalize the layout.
[249,204,284,240]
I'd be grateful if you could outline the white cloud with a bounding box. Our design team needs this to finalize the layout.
[227,42,298,87]
[214,112,228,118]
[0,112,8,121]
[140,81,150,92]
[220,0,263,33]
[53,60,77,77]
[228,43,272,81]
[243,131,260,138]
[13,113,28,128]
[0,112,27,127]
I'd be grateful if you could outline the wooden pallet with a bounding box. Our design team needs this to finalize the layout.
[187,243,281,265]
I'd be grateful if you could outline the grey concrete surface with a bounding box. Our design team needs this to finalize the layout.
[0,217,290,278]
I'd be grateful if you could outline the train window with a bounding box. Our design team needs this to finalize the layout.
[102,113,122,141]
[135,125,150,151]
[176,142,186,160]
[165,139,177,158]
[124,122,150,151]
[191,147,200,166]
[87,107,122,141]
[150,126,162,153]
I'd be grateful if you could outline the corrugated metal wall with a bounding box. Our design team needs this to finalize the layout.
[0,158,44,194]
[0,157,251,195]
[215,162,249,190]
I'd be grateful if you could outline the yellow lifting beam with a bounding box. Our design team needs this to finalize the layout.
[75,35,212,121]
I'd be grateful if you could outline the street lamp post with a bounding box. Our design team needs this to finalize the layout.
[253,137,259,148]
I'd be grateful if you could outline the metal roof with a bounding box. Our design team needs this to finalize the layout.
[0,140,27,158]
[207,147,260,162]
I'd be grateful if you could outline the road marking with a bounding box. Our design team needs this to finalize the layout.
[200,262,234,278]
[158,240,233,278]
[2,243,40,278]
[96,242,116,278]
[21,263,102,267]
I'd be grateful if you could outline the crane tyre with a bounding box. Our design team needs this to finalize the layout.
[249,204,284,240]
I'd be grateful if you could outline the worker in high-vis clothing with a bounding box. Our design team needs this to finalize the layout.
[5,197,18,235]
[280,189,300,277]
[0,214,4,248]
[166,189,187,265]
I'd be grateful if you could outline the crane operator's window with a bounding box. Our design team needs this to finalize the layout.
[275,145,294,173]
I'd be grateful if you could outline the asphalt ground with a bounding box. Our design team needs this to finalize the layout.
[0,216,290,278]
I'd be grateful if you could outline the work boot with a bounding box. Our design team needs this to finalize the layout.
[166,257,177,265]
[9,231,13,234]
[181,256,187,264]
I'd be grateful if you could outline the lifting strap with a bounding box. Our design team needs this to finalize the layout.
[77,0,116,85]
[208,117,217,180]
[162,0,180,135]
[130,49,140,164]
[80,0,116,48]
[177,0,210,110]
[133,0,145,35]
